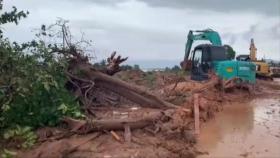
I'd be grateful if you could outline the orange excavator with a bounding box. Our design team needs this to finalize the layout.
[236,39,273,80]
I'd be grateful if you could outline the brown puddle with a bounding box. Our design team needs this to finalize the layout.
[197,96,280,158]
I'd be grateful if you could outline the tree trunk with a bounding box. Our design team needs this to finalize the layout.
[62,109,175,133]
[70,61,178,109]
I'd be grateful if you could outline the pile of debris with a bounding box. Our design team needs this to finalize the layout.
[18,49,252,158]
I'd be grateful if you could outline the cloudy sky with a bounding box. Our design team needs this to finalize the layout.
[2,0,280,68]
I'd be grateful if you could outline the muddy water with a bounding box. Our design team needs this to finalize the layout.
[197,89,280,157]
[275,78,280,84]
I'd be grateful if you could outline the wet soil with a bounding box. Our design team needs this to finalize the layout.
[197,79,280,158]
[13,76,280,158]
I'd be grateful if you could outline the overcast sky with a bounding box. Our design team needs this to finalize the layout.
[2,0,280,67]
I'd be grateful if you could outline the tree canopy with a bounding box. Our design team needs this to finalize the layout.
[224,44,236,60]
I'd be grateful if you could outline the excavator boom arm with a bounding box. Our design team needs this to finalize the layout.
[183,29,222,63]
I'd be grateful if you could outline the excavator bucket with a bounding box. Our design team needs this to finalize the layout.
[180,59,192,71]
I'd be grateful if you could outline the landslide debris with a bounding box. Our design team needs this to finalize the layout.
[16,47,255,158]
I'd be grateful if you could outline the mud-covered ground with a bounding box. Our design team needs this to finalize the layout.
[197,78,280,158]
[13,70,280,158]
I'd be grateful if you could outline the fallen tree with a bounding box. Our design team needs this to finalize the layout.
[63,48,178,110]
[62,109,175,134]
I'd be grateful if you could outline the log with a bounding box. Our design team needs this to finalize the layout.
[194,94,200,135]
[62,109,175,133]
[190,76,219,94]
[70,61,178,109]
[110,131,121,142]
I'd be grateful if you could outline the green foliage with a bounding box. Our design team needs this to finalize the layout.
[119,64,141,71]
[121,64,143,71]
[224,44,236,60]
[93,59,106,69]
[133,64,140,70]
[164,65,188,76]
[171,65,180,71]
[0,39,82,130]
[164,65,181,72]
[0,1,29,38]
[0,2,84,151]
[3,126,37,149]
[120,65,133,71]
[0,6,28,25]
[143,71,156,87]
[0,4,82,131]
[176,69,189,77]
[1,149,17,158]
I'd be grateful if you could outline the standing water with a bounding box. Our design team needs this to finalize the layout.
[197,79,280,158]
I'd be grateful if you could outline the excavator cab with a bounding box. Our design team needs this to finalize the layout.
[181,29,256,83]
[191,44,227,81]
[180,29,222,72]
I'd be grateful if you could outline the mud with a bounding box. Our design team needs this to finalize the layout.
[115,70,186,90]
[197,79,280,158]
[13,75,280,158]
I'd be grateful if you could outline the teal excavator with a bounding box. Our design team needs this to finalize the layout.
[181,29,256,83]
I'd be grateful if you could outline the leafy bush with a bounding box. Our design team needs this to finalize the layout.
[3,126,37,149]
[164,65,188,77]
[120,65,133,71]
[1,149,17,158]
[0,39,83,130]
[224,44,236,60]
[0,3,83,133]
[143,71,156,87]
[0,2,85,153]
[0,2,29,38]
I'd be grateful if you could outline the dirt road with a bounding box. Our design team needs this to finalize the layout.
[197,79,280,158]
